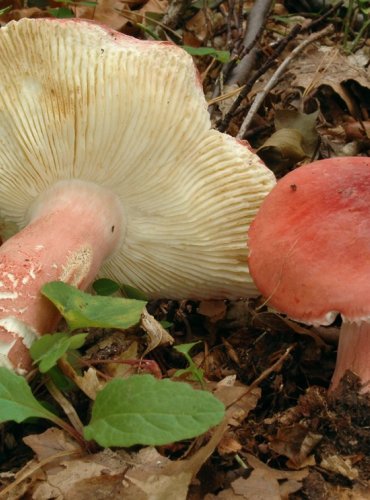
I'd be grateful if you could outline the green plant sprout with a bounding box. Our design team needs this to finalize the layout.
[0,282,224,449]
[174,341,206,387]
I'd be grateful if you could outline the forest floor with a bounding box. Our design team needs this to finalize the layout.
[1,0,370,498]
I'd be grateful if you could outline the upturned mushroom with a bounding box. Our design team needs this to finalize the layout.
[248,156,370,391]
[0,19,275,374]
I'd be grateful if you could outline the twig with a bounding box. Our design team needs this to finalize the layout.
[218,23,302,133]
[46,379,84,436]
[207,84,245,105]
[226,345,295,408]
[209,0,273,116]
[0,450,82,499]
[302,0,344,33]
[237,24,334,138]
[227,0,274,86]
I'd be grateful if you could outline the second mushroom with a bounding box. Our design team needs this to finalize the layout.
[248,156,370,392]
[0,19,275,374]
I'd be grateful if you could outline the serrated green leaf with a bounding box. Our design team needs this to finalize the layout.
[0,368,57,424]
[182,46,230,63]
[84,374,224,447]
[42,282,146,331]
[30,332,87,373]
[92,278,120,296]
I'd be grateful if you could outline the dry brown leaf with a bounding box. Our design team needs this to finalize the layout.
[257,108,319,171]
[205,470,281,499]
[232,471,281,499]
[198,300,227,323]
[274,109,319,155]
[123,421,227,499]
[217,433,242,456]
[135,0,168,19]
[58,358,105,399]
[320,455,359,481]
[185,9,210,43]
[291,46,370,115]
[74,0,130,31]
[24,423,227,499]
[0,429,82,499]
[73,366,104,400]
[23,428,81,463]
[127,0,168,28]
[269,425,322,469]
[324,482,370,500]
[140,308,174,357]
[214,376,261,426]
[257,128,307,169]
[279,479,305,499]
[245,453,308,482]
[5,7,49,20]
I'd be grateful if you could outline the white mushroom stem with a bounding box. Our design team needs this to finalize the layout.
[331,321,370,393]
[0,180,124,374]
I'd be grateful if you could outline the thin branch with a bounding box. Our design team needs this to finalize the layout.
[237,24,334,138]
[227,0,274,86]
[302,0,344,33]
[218,23,302,133]
[209,0,273,116]
[226,345,296,408]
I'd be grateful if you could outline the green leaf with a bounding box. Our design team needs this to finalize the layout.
[42,282,146,331]
[48,366,77,392]
[121,283,149,301]
[84,374,225,447]
[182,46,230,63]
[47,6,75,17]
[0,368,57,424]
[92,278,120,296]
[0,5,11,15]
[174,341,205,386]
[30,332,87,373]
[174,341,202,356]
[137,23,161,41]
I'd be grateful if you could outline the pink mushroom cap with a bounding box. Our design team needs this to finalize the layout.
[248,156,370,326]
[249,155,370,391]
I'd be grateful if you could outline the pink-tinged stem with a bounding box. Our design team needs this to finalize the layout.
[0,180,123,374]
[330,321,370,392]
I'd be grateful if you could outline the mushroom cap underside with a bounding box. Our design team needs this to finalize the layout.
[248,157,370,324]
[0,18,275,299]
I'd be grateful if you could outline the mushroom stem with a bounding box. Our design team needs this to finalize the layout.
[330,321,370,392]
[0,180,124,374]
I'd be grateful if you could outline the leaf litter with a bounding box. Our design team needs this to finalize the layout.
[1,0,370,498]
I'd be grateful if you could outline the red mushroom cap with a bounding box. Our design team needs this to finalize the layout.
[248,156,370,325]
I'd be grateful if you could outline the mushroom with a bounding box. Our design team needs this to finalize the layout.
[0,19,275,374]
[248,156,370,391]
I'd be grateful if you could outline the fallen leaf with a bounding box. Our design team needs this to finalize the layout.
[74,0,130,31]
[269,425,322,469]
[23,428,81,462]
[291,46,370,115]
[320,455,359,481]
[198,300,227,323]
[140,308,174,357]
[214,376,261,426]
